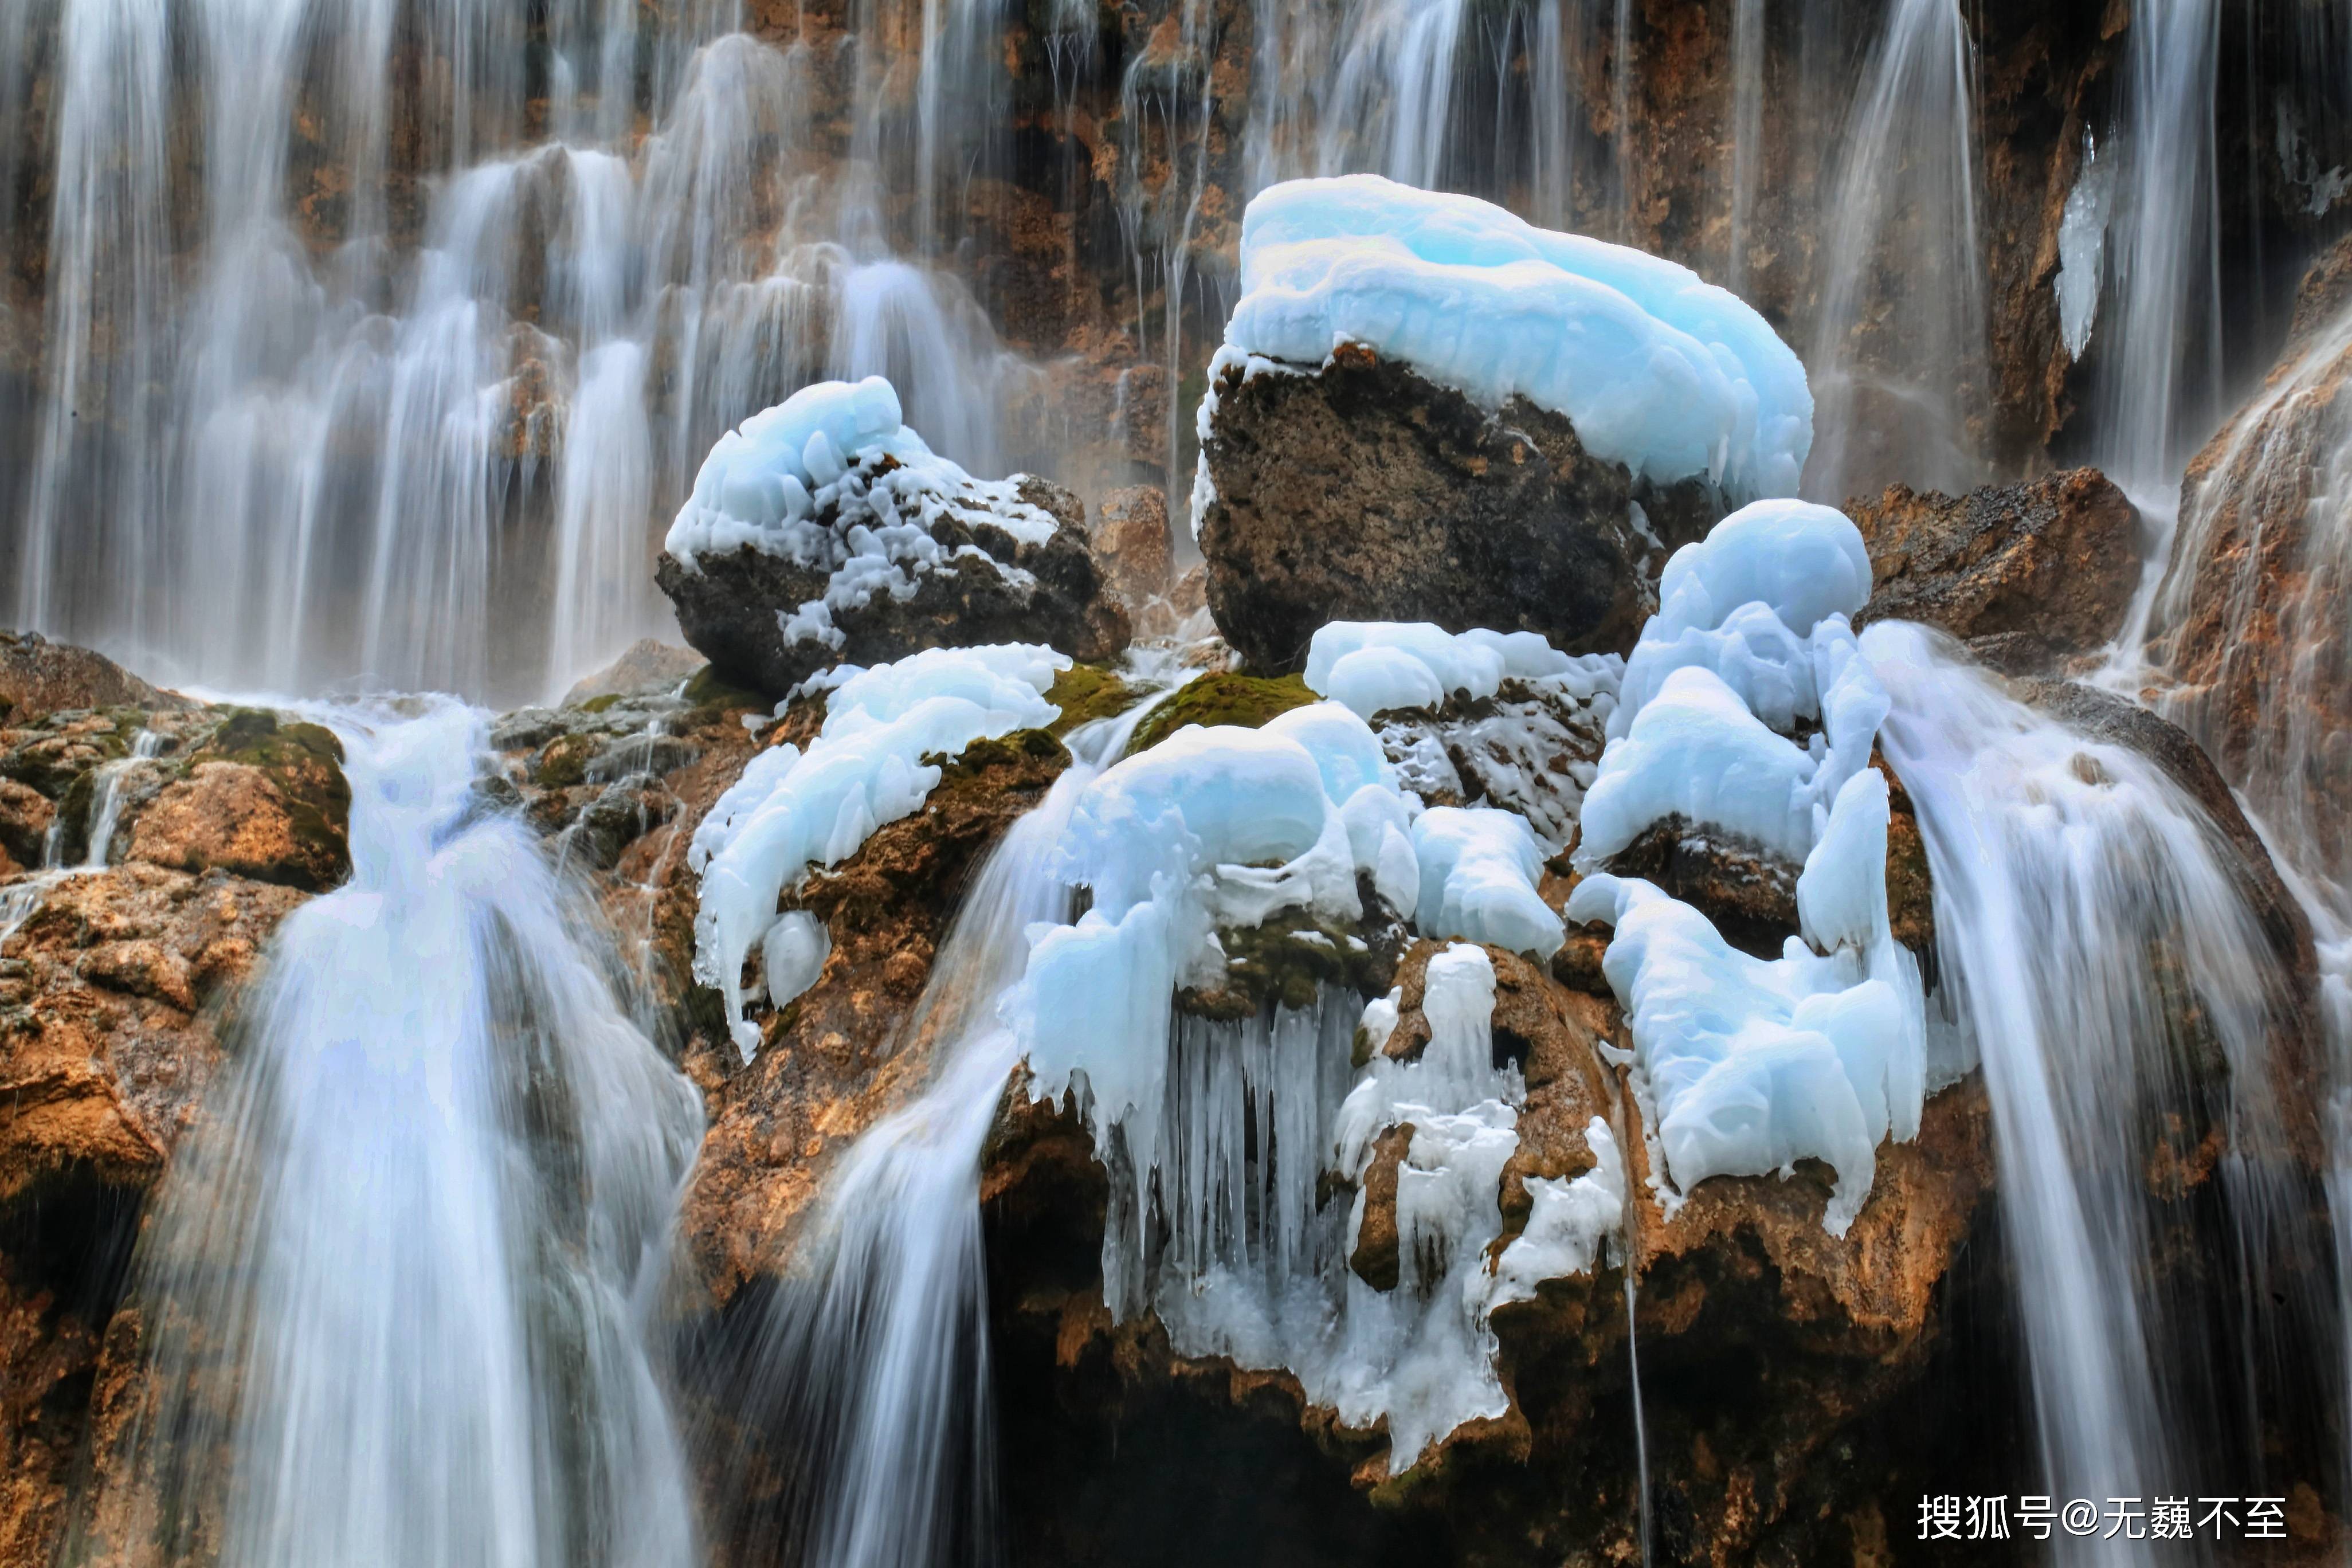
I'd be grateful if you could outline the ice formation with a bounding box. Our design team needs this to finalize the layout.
[1211,175,1813,505]
[663,375,1061,649]
[1570,499,1926,1233]
[1306,621,1623,847]
[691,642,1067,1059]
[1488,1118,1627,1310]
[1583,500,1886,864]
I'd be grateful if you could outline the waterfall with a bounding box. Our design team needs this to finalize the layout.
[1869,624,2334,1549]
[81,698,705,1568]
[1802,0,1986,501]
[698,693,1170,1568]
[3,0,1070,704]
[2092,0,2224,496]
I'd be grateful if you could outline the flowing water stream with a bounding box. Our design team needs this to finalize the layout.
[81,697,705,1568]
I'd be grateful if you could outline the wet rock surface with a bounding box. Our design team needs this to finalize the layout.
[1195,345,1723,673]
[2152,233,2352,885]
[1850,468,2143,673]
[656,475,1131,701]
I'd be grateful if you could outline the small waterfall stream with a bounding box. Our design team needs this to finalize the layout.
[1872,623,2333,1557]
[84,699,704,1568]
[700,694,1169,1568]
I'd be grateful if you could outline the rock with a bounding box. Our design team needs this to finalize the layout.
[0,857,307,1568]
[1194,343,1725,675]
[0,633,182,724]
[2150,234,2352,884]
[656,472,1131,701]
[127,759,347,894]
[1090,485,1174,611]
[0,782,54,872]
[562,639,708,707]
[2012,677,2323,1163]
[1346,1123,1412,1291]
[1848,468,2142,673]
[672,724,1073,1304]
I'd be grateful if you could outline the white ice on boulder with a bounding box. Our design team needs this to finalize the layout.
[1567,497,1925,1232]
[1567,770,1925,1235]
[1583,500,1889,865]
[1211,175,1813,511]
[664,375,1059,647]
[690,642,1067,1059]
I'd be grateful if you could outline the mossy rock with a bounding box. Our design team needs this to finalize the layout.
[196,709,354,881]
[534,732,601,789]
[575,691,628,715]
[928,727,1071,788]
[1178,916,1389,1019]
[682,665,767,725]
[1042,663,1140,736]
[1123,672,1315,756]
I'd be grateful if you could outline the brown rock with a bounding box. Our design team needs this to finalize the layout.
[1195,344,1723,674]
[1091,485,1174,610]
[1347,1123,1413,1292]
[127,762,346,893]
[560,638,708,707]
[673,726,1072,1304]
[2151,234,2352,885]
[0,782,54,871]
[0,633,181,724]
[1848,468,2142,674]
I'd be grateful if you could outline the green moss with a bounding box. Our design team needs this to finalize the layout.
[926,727,1071,787]
[534,732,599,789]
[1123,672,1315,757]
[1041,663,1139,736]
[1178,917,1386,1020]
[576,691,626,715]
[682,665,765,720]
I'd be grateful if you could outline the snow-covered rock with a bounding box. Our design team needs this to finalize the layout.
[657,377,1127,698]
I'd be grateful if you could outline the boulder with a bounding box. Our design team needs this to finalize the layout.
[1193,343,1725,674]
[1090,485,1174,611]
[0,633,182,724]
[561,638,708,707]
[657,474,1130,701]
[123,713,351,894]
[1847,468,2142,673]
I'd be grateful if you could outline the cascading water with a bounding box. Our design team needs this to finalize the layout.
[77,697,705,1568]
[2,0,1075,703]
[1801,0,1986,500]
[697,692,1171,1568]
[1869,622,2336,1556]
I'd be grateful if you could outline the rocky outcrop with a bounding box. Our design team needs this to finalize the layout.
[2014,677,2325,1166]
[657,476,1131,701]
[1850,468,2143,673]
[983,930,2005,1568]
[1195,345,1724,674]
[1089,485,1175,616]
[561,638,708,707]
[124,713,351,893]
[0,853,311,1568]
[2150,234,2352,885]
[0,634,181,725]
